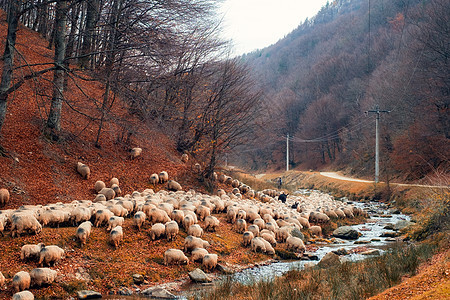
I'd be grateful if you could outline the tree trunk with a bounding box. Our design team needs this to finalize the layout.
[46,0,68,138]
[80,0,99,69]
[0,0,19,136]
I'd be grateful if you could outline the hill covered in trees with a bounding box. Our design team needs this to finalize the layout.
[0,0,261,203]
[238,0,448,182]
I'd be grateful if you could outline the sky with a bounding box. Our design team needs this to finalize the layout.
[219,0,330,55]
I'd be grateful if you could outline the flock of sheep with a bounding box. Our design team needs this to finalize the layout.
[0,157,366,299]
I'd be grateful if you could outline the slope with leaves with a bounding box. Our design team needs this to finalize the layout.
[0,10,188,208]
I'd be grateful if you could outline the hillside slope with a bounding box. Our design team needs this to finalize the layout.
[0,10,198,209]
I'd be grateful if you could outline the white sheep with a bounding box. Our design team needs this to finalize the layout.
[70,207,92,226]
[0,271,5,287]
[0,188,10,206]
[76,162,90,179]
[158,171,169,184]
[204,215,219,232]
[133,211,146,230]
[184,235,210,252]
[111,184,122,197]
[12,271,31,292]
[149,173,159,186]
[181,153,189,163]
[98,188,115,200]
[195,205,210,221]
[227,207,237,224]
[150,223,166,240]
[261,232,277,247]
[110,177,119,187]
[76,221,93,246]
[165,220,179,241]
[167,180,182,192]
[30,267,57,286]
[170,210,185,225]
[286,236,306,253]
[202,253,218,271]
[164,249,189,265]
[187,224,203,237]
[148,208,171,225]
[107,216,124,231]
[191,248,208,262]
[12,291,34,300]
[235,219,247,234]
[94,194,107,202]
[110,225,123,248]
[242,231,254,247]
[309,225,322,237]
[39,245,65,266]
[21,243,45,261]
[11,214,42,237]
[248,224,260,237]
[94,209,114,227]
[94,181,106,193]
[130,147,142,159]
[107,205,128,218]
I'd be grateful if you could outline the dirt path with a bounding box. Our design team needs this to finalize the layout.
[319,172,449,189]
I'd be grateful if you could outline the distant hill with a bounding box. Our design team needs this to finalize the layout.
[238,0,449,182]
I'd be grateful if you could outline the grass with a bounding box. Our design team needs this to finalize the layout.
[198,242,439,300]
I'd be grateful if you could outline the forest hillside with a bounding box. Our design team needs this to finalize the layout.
[238,0,448,183]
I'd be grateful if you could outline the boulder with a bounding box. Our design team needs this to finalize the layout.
[393,220,414,231]
[302,252,319,261]
[317,252,341,269]
[303,262,316,269]
[333,226,359,240]
[132,274,144,285]
[141,287,177,299]
[361,249,380,256]
[381,231,399,238]
[354,240,371,244]
[216,263,235,274]
[188,268,211,283]
[77,290,102,299]
[118,287,133,296]
[332,248,349,256]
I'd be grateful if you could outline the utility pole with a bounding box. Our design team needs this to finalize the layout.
[366,105,390,183]
[286,133,289,172]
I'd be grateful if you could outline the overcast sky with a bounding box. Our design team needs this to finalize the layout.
[219,0,330,55]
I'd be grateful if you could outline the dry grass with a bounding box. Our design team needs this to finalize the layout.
[198,242,441,300]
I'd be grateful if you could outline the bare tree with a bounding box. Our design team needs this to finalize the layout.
[0,0,20,136]
[46,0,69,138]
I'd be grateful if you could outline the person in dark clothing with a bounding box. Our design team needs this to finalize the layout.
[277,177,282,189]
[279,192,287,203]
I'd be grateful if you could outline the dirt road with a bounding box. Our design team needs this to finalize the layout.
[319,172,449,189]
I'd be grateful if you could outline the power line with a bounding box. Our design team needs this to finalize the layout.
[288,117,373,143]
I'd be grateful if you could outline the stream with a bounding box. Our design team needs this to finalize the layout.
[104,199,411,299]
